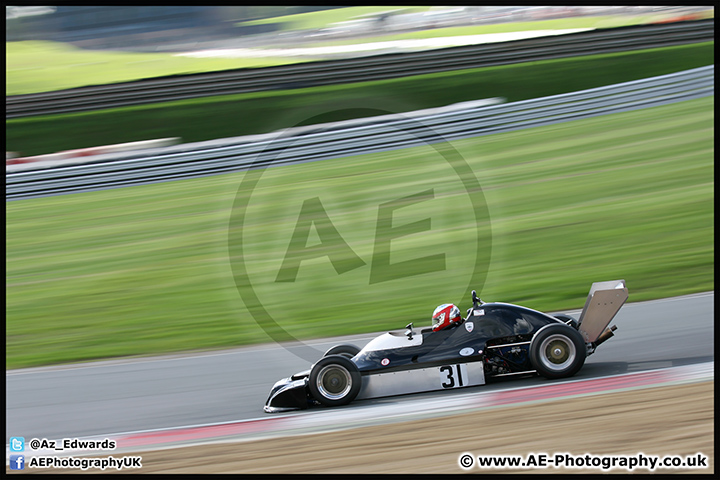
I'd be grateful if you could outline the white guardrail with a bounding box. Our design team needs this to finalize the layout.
[6,65,713,201]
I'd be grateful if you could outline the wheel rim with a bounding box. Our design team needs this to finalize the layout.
[539,334,576,372]
[316,364,352,400]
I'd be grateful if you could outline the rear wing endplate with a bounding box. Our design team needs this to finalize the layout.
[577,280,628,343]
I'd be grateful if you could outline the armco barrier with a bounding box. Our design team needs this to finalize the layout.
[5,20,714,119]
[5,66,713,201]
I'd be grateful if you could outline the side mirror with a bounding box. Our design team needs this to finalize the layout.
[405,322,414,340]
[472,290,483,307]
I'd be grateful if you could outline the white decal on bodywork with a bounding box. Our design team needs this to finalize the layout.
[357,361,485,400]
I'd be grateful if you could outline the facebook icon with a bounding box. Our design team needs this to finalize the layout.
[10,454,25,470]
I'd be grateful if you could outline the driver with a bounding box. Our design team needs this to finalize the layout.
[431,303,463,331]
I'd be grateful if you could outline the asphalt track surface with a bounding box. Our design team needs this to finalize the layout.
[5,292,714,442]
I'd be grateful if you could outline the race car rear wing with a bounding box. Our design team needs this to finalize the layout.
[577,280,628,343]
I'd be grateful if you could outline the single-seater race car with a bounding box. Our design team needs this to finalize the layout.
[264,280,628,413]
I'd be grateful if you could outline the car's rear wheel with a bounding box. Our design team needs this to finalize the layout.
[323,344,360,359]
[529,324,586,379]
[308,355,361,407]
[553,313,579,330]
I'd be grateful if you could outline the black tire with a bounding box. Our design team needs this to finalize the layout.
[529,324,587,379]
[308,355,361,407]
[323,344,360,359]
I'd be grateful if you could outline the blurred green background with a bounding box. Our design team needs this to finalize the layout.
[6,42,714,157]
[6,12,678,96]
[5,7,714,369]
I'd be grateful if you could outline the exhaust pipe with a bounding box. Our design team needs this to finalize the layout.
[592,325,617,348]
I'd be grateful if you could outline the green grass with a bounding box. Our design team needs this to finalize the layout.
[5,42,714,157]
[5,40,310,96]
[8,11,711,96]
[239,7,709,36]
[301,15,671,48]
[3,15,594,96]
[6,96,714,369]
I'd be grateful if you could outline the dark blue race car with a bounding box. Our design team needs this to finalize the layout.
[264,280,628,413]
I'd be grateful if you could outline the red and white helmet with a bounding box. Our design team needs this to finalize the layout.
[432,303,462,331]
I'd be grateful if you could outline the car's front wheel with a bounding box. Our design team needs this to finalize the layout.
[323,344,360,359]
[308,355,361,407]
[529,324,587,379]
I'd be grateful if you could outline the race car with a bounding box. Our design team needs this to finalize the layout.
[264,280,628,413]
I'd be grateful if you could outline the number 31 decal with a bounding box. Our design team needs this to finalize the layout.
[439,364,468,388]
